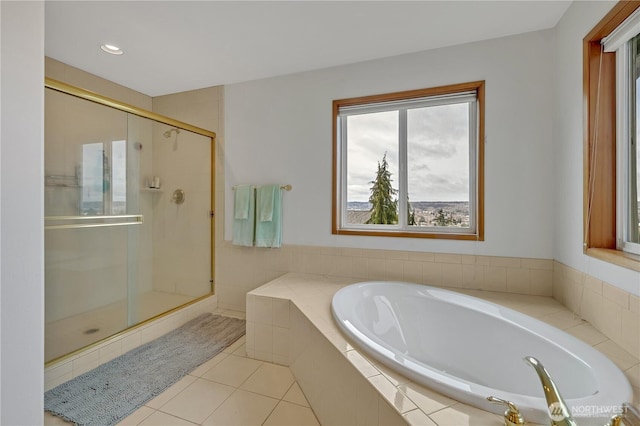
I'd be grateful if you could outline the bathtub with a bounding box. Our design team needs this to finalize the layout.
[331,281,632,424]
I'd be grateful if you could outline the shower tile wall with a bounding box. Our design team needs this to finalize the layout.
[152,87,222,297]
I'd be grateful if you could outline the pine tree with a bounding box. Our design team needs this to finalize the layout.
[366,153,398,224]
[432,208,458,226]
[433,209,448,226]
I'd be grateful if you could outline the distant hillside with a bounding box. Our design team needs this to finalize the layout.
[347,202,372,211]
[408,201,469,210]
[347,201,470,226]
[347,201,469,210]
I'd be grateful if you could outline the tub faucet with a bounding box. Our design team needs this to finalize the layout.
[524,356,578,426]
[487,396,525,426]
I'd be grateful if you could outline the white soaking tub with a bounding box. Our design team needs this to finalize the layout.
[331,281,632,424]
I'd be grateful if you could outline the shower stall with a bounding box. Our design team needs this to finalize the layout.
[44,79,215,363]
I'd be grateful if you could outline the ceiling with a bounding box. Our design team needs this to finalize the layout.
[45,1,572,97]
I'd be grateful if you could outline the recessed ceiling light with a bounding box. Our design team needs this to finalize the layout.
[100,44,123,55]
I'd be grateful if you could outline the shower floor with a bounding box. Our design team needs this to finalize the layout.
[45,291,193,362]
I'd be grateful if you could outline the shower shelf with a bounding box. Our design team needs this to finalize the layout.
[45,174,79,188]
[141,188,163,193]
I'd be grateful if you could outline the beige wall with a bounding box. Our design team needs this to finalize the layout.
[45,58,152,110]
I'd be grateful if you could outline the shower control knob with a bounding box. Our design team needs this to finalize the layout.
[171,189,185,204]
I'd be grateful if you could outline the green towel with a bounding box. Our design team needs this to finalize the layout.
[234,184,252,219]
[255,185,282,248]
[232,184,255,246]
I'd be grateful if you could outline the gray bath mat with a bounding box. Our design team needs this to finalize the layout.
[45,313,245,426]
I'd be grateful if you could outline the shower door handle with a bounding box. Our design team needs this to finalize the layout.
[44,214,144,230]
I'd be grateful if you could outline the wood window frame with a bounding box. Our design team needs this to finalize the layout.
[583,0,640,271]
[331,81,485,241]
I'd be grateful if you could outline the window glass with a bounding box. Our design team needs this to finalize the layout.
[624,33,640,252]
[582,2,640,268]
[346,111,399,225]
[333,82,483,239]
[80,140,127,216]
[81,142,105,215]
[407,103,470,228]
[111,140,127,215]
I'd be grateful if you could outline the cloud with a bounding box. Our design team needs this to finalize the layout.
[347,183,372,201]
[409,140,457,158]
[410,163,431,172]
[344,102,471,201]
[407,103,468,159]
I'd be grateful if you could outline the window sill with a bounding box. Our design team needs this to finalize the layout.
[585,248,640,272]
[333,229,482,241]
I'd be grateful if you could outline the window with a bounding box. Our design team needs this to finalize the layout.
[610,30,640,255]
[80,142,105,215]
[584,1,640,268]
[111,140,127,215]
[332,81,484,240]
[80,140,127,216]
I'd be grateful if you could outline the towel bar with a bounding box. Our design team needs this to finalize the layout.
[232,184,292,191]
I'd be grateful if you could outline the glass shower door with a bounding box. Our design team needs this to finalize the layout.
[45,84,214,363]
[44,88,143,362]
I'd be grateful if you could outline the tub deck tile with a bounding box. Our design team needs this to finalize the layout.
[246,273,639,426]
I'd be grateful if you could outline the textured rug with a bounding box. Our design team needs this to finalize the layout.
[44,313,245,426]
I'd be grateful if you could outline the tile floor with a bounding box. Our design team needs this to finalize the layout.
[44,333,320,425]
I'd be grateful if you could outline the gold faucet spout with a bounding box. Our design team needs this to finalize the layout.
[524,356,578,426]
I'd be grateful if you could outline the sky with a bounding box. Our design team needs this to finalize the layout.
[346,102,470,202]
